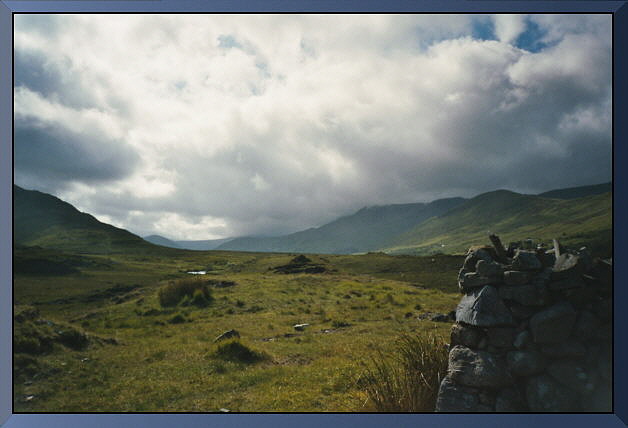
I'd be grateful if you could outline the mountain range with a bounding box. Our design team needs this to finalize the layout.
[143,235,233,251]
[13,182,612,256]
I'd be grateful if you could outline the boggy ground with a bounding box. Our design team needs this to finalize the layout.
[13,247,463,412]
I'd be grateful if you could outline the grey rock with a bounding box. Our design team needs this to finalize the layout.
[450,323,483,348]
[529,301,577,343]
[582,383,612,412]
[573,310,600,340]
[476,260,504,279]
[509,304,538,320]
[456,286,514,327]
[577,247,593,272]
[459,272,500,292]
[513,331,532,350]
[547,360,596,395]
[548,276,586,291]
[486,327,516,349]
[477,337,487,349]
[479,390,495,406]
[495,387,527,412]
[214,329,240,342]
[597,352,612,381]
[435,376,489,412]
[551,253,585,280]
[507,350,546,377]
[503,270,529,286]
[293,323,310,331]
[499,284,540,306]
[541,341,587,359]
[592,298,612,323]
[448,345,513,388]
[526,375,580,412]
[512,250,542,271]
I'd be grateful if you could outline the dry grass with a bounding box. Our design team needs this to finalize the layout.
[359,333,449,412]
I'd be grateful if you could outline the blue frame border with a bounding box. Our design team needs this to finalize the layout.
[1,2,625,427]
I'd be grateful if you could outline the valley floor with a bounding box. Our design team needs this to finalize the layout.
[13,249,463,412]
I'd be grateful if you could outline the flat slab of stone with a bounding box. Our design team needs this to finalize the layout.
[459,272,500,292]
[529,301,577,343]
[456,285,514,327]
[447,345,513,388]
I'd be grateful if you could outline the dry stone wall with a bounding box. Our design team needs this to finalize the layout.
[435,236,612,412]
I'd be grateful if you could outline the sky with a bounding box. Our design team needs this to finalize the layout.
[13,14,612,240]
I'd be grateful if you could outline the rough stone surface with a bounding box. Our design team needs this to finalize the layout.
[529,302,577,343]
[547,361,596,395]
[460,272,500,291]
[450,323,483,348]
[551,253,585,280]
[214,329,240,342]
[456,286,514,327]
[526,375,580,412]
[495,387,527,412]
[476,260,504,279]
[503,270,529,286]
[513,331,532,350]
[435,376,492,412]
[486,327,516,349]
[509,304,538,320]
[573,310,600,340]
[448,345,513,388]
[540,341,587,359]
[499,284,540,306]
[436,237,611,413]
[512,250,542,271]
[507,350,546,377]
[548,276,586,291]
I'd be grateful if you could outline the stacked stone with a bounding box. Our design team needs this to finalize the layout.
[435,237,612,412]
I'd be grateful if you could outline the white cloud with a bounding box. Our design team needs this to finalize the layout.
[14,14,612,239]
[493,14,527,44]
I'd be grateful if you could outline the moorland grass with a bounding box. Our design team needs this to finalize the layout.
[158,278,214,307]
[13,249,463,411]
[359,333,448,412]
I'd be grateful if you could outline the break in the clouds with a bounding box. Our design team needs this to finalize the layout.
[13,14,611,240]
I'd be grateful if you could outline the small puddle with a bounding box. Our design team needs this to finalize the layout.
[186,271,207,275]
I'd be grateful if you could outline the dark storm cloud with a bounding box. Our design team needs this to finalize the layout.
[14,115,139,188]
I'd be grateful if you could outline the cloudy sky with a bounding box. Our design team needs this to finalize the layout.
[14,14,612,240]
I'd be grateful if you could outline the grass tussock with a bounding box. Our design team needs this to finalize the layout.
[359,334,448,412]
[210,339,270,364]
[158,278,213,307]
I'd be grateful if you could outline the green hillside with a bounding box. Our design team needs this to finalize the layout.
[538,182,611,200]
[384,190,612,257]
[217,198,466,254]
[14,185,161,254]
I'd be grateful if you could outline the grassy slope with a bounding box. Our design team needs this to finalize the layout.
[14,185,162,254]
[218,198,466,254]
[384,191,612,256]
[14,248,462,412]
[538,182,611,199]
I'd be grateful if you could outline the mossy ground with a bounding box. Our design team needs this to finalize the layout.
[14,248,463,412]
